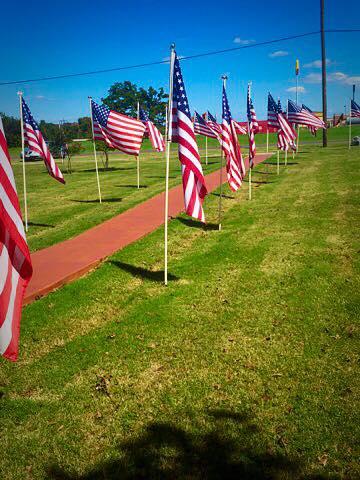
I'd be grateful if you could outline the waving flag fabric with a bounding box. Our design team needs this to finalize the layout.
[0,117,32,361]
[171,53,207,222]
[288,100,325,129]
[207,111,222,135]
[247,84,257,168]
[22,98,64,184]
[268,94,296,151]
[193,111,218,139]
[91,100,146,156]
[139,107,165,152]
[301,104,325,135]
[221,85,245,191]
[267,93,280,128]
[233,121,247,135]
[351,100,360,118]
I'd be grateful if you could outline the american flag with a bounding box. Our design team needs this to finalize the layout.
[0,116,32,361]
[207,111,222,136]
[193,111,218,138]
[247,84,257,168]
[22,98,65,184]
[91,100,146,156]
[288,100,325,129]
[302,104,324,135]
[221,84,245,191]
[233,121,247,135]
[139,107,165,152]
[268,94,297,151]
[171,53,207,222]
[351,100,360,118]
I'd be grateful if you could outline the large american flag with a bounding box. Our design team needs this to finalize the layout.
[351,100,360,118]
[171,53,207,222]
[302,104,325,135]
[193,111,218,138]
[0,116,32,361]
[22,98,65,184]
[221,85,245,191]
[207,111,222,136]
[247,84,257,168]
[91,100,146,156]
[139,107,165,152]
[288,100,325,129]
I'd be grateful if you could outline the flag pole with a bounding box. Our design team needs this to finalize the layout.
[285,149,288,166]
[248,82,252,201]
[164,44,176,286]
[88,97,102,203]
[348,100,352,149]
[136,101,140,188]
[18,92,28,231]
[266,127,269,153]
[296,125,300,154]
[277,149,280,175]
[205,112,208,165]
[219,75,227,231]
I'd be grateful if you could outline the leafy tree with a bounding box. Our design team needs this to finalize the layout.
[95,141,114,170]
[78,117,92,138]
[66,142,83,173]
[102,81,168,126]
[1,113,21,147]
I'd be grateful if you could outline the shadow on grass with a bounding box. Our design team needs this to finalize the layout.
[25,221,55,228]
[177,217,219,231]
[256,171,276,175]
[47,409,301,479]
[211,192,235,200]
[71,198,122,204]
[82,167,135,173]
[108,260,178,282]
[146,175,176,179]
[118,184,148,189]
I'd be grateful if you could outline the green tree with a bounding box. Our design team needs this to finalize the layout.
[66,142,83,173]
[1,113,21,147]
[102,81,168,126]
[95,141,114,170]
[78,117,92,138]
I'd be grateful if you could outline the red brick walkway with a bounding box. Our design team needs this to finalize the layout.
[24,153,271,304]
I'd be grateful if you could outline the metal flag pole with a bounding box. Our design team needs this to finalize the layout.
[164,44,176,286]
[266,127,269,153]
[218,75,227,231]
[18,91,28,231]
[348,100,352,149]
[88,97,102,203]
[277,150,280,175]
[205,111,208,165]
[136,101,140,188]
[285,149,288,166]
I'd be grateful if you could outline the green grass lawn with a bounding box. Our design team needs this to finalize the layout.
[10,125,360,253]
[1,142,359,479]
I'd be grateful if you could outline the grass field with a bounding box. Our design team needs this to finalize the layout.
[10,125,360,252]
[1,141,359,479]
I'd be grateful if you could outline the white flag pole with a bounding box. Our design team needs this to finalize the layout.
[88,97,102,203]
[248,82,252,201]
[348,100,352,149]
[277,149,280,175]
[296,125,300,153]
[18,91,28,231]
[136,101,140,188]
[205,112,208,165]
[266,127,269,153]
[164,44,176,286]
[285,149,288,166]
[218,75,228,230]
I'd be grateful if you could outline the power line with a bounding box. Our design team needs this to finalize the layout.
[1,29,359,87]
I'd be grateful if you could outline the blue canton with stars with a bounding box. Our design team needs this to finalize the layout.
[173,54,191,119]
[247,89,254,122]
[207,111,217,123]
[222,86,232,123]
[195,111,206,125]
[277,99,283,113]
[139,107,149,122]
[288,99,302,113]
[22,98,39,130]
[267,93,278,114]
[91,100,111,127]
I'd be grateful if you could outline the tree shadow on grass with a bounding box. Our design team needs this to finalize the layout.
[26,221,55,228]
[71,198,122,204]
[108,260,178,282]
[47,409,302,479]
[82,166,136,173]
[177,217,219,231]
[146,175,176,180]
[211,192,235,200]
[117,184,148,189]
[256,171,276,175]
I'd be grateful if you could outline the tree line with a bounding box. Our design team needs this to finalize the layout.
[1,81,168,148]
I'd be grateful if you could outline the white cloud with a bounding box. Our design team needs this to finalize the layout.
[304,73,322,84]
[269,50,289,58]
[303,59,333,68]
[35,95,46,100]
[328,71,347,82]
[287,86,306,93]
[233,37,254,45]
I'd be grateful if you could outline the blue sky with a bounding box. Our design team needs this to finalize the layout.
[1,0,359,122]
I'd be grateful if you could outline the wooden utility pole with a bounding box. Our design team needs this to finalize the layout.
[320,0,327,147]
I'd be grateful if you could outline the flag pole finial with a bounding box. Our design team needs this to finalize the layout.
[170,43,175,50]
[17,91,23,97]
